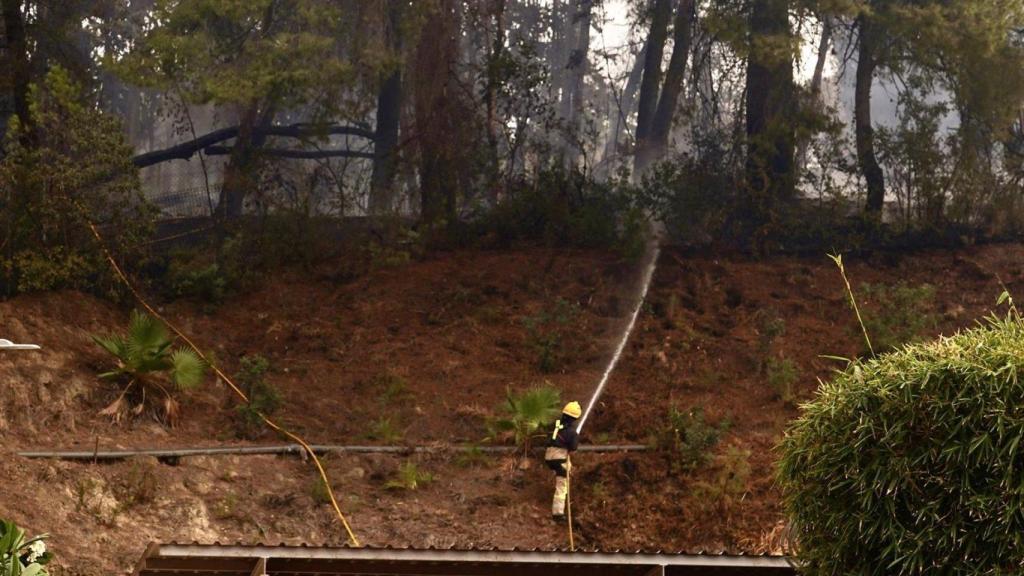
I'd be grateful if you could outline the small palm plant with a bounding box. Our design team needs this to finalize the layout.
[92,310,206,426]
[0,519,52,576]
[488,385,562,460]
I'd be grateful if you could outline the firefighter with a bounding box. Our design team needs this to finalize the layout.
[545,401,581,520]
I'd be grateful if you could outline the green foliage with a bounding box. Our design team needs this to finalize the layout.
[234,355,280,439]
[652,406,727,473]
[372,371,411,406]
[523,298,580,373]
[488,385,562,456]
[479,168,647,257]
[2,248,91,294]
[755,309,786,372]
[858,281,937,353]
[113,0,366,113]
[385,462,434,491]
[637,152,739,246]
[0,520,52,576]
[365,417,403,444]
[0,66,153,296]
[310,477,332,505]
[778,312,1024,575]
[691,445,751,512]
[166,262,228,306]
[766,357,799,404]
[367,226,421,270]
[112,461,159,509]
[92,310,206,425]
[454,444,488,468]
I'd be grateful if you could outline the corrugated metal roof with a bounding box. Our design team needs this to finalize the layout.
[135,543,796,576]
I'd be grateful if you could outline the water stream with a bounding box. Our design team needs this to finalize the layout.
[576,234,662,433]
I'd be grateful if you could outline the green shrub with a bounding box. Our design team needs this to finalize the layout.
[637,152,737,246]
[523,298,579,373]
[385,461,434,491]
[0,66,153,297]
[778,312,1024,575]
[488,385,561,458]
[858,281,937,353]
[371,371,411,405]
[167,262,228,305]
[92,310,206,426]
[365,416,403,444]
[310,477,332,505]
[692,445,751,512]
[3,248,91,293]
[454,444,488,468]
[652,406,727,472]
[112,461,159,509]
[478,167,646,256]
[755,310,786,372]
[766,357,799,404]
[234,355,281,439]
[0,519,53,576]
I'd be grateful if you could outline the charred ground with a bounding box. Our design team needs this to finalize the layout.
[2,243,1021,575]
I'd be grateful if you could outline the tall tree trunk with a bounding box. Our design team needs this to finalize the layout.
[634,0,672,162]
[637,0,696,175]
[745,0,796,228]
[218,104,275,219]
[484,0,506,200]
[601,37,647,170]
[856,16,885,215]
[2,0,30,137]
[554,0,576,125]
[564,0,592,168]
[414,0,462,226]
[795,16,832,171]
[369,0,404,215]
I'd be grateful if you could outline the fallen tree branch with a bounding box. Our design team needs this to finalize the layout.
[132,123,376,167]
[202,145,375,160]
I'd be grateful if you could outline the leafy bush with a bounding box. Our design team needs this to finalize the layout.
[385,461,435,491]
[166,262,228,305]
[692,445,751,512]
[365,416,403,444]
[523,298,579,373]
[112,461,159,509]
[858,281,937,352]
[234,355,280,439]
[2,248,92,293]
[479,167,646,256]
[766,357,798,404]
[92,310,206,426]
[454,444,488,468]
[310,477,332,505]
[637,152,738,246]
[488,385,561,458]
[0,66,153,297]
[652,406,727,472]
[0,519,53,576]
[778,312,1024,575]
[371,371,411,405]
[756,310,786,368]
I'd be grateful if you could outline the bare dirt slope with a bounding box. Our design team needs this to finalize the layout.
[2,244,1021,575]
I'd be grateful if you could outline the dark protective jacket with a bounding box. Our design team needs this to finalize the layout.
[547,414,580,453]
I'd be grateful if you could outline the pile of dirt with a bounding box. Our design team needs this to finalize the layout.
[2,243,1022,574]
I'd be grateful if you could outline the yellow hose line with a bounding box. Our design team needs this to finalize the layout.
[75,204,360,546]
[566,458,574,551]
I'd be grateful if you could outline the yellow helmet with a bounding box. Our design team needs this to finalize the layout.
[562,401,582,419]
